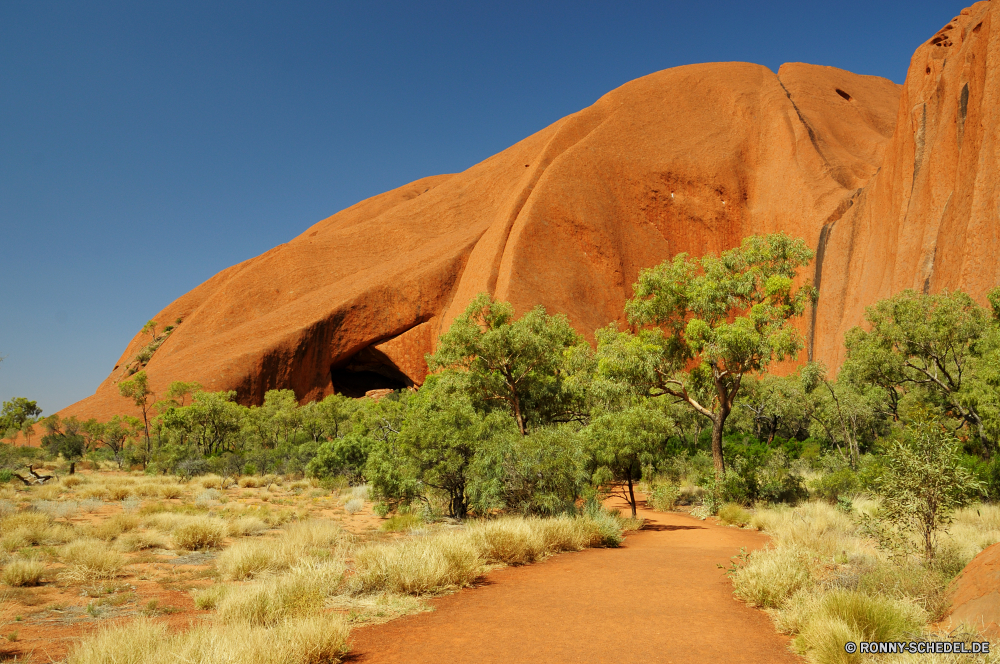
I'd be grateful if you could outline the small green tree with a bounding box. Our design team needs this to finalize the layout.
[141,320,158,342]
[1,397,42,438]
[586,400,674,517]
[597,233,814,476]
[428,293,590,436]
[119,370,154,467]
[843,289,997,454]
[390,373,504,518]
[870,415,983,560]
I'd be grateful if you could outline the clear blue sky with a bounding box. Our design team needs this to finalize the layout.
[0,1,962,414]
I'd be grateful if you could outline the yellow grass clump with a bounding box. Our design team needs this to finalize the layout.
[115,530,169,552]
[87,513,139,541]
[65,615,348,664]
[352,532,483,595]
[226,516,269,538]
[172,516,227,550]
[60,539,127,581]
[215,561,345,626]
[2,558,45,587]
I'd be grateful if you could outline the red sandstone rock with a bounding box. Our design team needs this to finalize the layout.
[62,3,1000,420]
[943,542,1000,636]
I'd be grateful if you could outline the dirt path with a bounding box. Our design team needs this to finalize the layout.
[346,501,802,664]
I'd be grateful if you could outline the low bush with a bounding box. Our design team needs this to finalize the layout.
[158,484,184,499]
[88,513,139,541]
[106,485,134,501]
[717,503,752,527]
[226,516,268,537]
[646,483,680,511]
[794,589,925,663]
[380,513,423,532]
[216,539,289,581]
[193,584,230,610]
[215,561,344,626]
[2,558,45,587]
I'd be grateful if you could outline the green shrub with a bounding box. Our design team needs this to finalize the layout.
[717,503,752,527]
[646,483,679,511]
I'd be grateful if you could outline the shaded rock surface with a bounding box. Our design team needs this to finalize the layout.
[61,2,1000,419]
[944,542,1000,636]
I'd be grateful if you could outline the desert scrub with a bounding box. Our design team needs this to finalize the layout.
[646,483,680,511]
[215,561,345,626]
[2,558,45,587]
[717,503,752,528]
[173,517,226,550]
[226,516,269,537]
[467,518,547,565]
[216,520,342,580]
[115,531,168,552]
[731,546,811,609]
[1,512,74,550]
[193,584,231,610]
[60,539,127,581]
[794,589,924,663]
[352,532,484,595]
[65,614,348,664]
[380,513,423,533]
[87,513,139,541]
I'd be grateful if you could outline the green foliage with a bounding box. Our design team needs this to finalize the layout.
[865,415,983,560]
[586,399,674,517]
[843,288,1000,454]
[427,293,591,435]
[470,425,589,516]
[0,398,41,440]
[809,453,859,503]
[713,438,808,506]
[598,233,815,476]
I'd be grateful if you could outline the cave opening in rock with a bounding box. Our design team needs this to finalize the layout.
[835,88,852,101]
[330,346,413,398]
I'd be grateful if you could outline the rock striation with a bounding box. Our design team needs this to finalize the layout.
[60,2,1000,420]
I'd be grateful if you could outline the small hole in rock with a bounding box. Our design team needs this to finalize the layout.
[926,66,931,74]
[835,89,852,101]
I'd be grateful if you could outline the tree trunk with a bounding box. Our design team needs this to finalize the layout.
[711,414,726,477]
[626,475,637,519]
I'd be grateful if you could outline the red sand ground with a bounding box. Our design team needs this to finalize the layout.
[347,500,802,664]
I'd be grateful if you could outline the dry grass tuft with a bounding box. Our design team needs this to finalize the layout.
[215,561,344,626]
[60,539,127,581]
[352,533,483,595]
[2,558,45,587]
[115,530,169,552]
[468,518,546,565]
[226,516,269,538]
[87,513,139,541]
[172,516,226,550]
[158,484,184,499]
[66,615,349,664]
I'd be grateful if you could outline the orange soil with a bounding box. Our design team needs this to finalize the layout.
[347,499,802,664]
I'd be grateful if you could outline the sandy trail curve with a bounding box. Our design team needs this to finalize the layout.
[346,500,801,663]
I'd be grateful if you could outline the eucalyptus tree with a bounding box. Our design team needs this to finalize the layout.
[843,288,1000,455]
[597,233,815,476]
[428,293,591,436]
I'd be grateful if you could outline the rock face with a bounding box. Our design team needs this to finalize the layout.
[943,542,1000,636]
[813,1,1000,367]
[60,2,1000,420]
